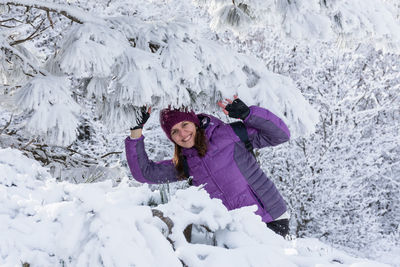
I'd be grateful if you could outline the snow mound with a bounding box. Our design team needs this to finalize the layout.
[0,148,390,267]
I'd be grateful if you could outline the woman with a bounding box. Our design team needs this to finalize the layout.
[125,97,291,237]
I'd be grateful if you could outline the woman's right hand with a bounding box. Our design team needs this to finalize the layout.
[130,106,151,139]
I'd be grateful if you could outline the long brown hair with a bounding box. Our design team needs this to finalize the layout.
[173,127,208,180]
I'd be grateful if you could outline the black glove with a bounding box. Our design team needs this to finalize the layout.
[130,106,150,130]
[225,98,250,120]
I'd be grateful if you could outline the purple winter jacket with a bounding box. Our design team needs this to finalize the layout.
[125,106,290,223]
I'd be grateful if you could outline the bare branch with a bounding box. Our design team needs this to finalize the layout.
[22,71,35,77]
[53,145,96,160]
[26,14,41,26]
[10,17,47,46]
[0,24,15,28]
[21,138,35,149]
[0,18,23,23]
[100,151,122,158]
[0,18,23,28]
[46,10,54,29]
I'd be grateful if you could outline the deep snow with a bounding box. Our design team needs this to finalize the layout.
[0,148,392,267]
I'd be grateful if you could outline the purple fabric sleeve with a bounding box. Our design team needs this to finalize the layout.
[243,106,290,148]
[125,136,178,184]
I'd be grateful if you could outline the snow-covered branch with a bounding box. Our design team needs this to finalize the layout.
[14,75,80,146]
[0,0,91,24]
[1,44,46,76]
[9,16,48,46]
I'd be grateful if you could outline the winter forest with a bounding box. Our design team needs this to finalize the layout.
[0,0,399,266]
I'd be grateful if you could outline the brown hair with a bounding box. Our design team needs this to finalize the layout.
[173,127,208,180]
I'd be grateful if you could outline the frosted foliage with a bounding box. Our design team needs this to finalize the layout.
[14,76,80,146]
[86,77,109,99]
[80,16,318,135]
[0,1,319,137]
[327,0,400,48]
[201,0,400,49]
[210,3,252,31]
[53,22,128,78]
[276,0,332,40]
[113,47,171,106]
[100,98,136,130]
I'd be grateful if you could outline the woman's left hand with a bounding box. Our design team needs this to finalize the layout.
[218,95,250,120]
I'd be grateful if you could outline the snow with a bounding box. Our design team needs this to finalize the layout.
[0,148,391,267]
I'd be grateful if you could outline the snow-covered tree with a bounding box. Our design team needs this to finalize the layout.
[1,0,317,147]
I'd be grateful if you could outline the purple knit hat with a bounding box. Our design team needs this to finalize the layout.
[160,108,200,141]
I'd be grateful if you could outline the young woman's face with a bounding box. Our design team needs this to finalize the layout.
[170,121,197,148]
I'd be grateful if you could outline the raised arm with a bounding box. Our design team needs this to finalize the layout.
[243,105,290,148]
[125,136,178,184]
[125,107,178,184]
[218,96,290,148]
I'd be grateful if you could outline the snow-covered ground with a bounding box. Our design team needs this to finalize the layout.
[0,147,392,267]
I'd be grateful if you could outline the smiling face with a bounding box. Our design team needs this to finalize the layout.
[170,121,197,148]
